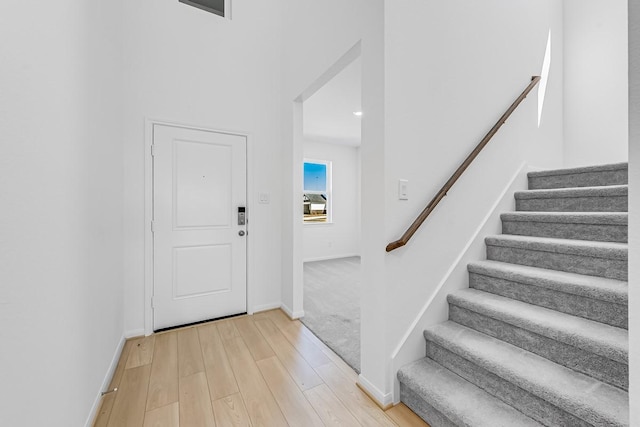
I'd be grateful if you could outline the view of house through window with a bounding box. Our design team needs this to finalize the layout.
[303,161,331,223]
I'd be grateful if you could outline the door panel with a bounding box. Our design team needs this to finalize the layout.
[153,124,247,330]
[174,140,231,228]
[173,244,231,298]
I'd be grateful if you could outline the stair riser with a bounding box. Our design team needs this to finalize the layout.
[469,272,628,329]
[516,196,628,212]
[502,220,628,243]
[486,245,628,281]
[449,305,629,390]
[425,343,591,426]
[528,170,628,190]
[400,384,458,427]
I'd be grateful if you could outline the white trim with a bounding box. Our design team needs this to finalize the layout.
[280,302,305,320]
[245,129,256,320]
[84,335,126,427]
[294,41,362,103]
[251,302,282,314]
[144,118,254,336]
[357,374,393,408]
[225,0,232,20]
[125,329,146,339]
[389,162,529,403]
[292,102,305,318]
[303,253,360,263]
[144,119,154,336]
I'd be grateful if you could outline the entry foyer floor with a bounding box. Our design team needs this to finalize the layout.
[93,309,428,426]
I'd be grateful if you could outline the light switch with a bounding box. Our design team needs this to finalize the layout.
[399,179,409,200]
[258,192,270,204]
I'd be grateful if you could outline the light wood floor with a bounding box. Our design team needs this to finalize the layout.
[93,309,429,427]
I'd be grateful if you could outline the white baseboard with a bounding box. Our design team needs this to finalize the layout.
[280,302,305,320]
[303,253,360,263]
[357,374,393,410]
[251,302,282,314]
[125,328,146,338]
[84,335,126,427]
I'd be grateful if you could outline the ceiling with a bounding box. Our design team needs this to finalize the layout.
[303,57,362,146]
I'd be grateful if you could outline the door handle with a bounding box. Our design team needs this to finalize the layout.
[238,230,246,237]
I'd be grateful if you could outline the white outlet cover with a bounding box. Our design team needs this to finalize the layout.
[258,192,270,204]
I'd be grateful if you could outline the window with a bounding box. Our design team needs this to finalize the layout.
[303,160,331,223]
[179,0,225,17]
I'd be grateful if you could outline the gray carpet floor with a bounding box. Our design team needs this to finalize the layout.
[302,256,361,373]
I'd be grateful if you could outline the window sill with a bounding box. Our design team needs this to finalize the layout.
[303,222,334,227]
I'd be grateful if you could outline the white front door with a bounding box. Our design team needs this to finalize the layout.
[153,124,247,331]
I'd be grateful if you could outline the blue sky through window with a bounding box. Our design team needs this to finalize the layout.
[304,162,327,192]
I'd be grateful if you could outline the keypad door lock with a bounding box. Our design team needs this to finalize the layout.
[238,207,246,226]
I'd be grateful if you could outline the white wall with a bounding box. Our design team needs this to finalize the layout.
[628,0,639,423]
[0,2,124,425]
[385,0,564,400]
[303,140,360,261]
[122,0,284,332]
[564,0,628,167]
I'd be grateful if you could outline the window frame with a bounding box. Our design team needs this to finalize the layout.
[303,159,332,225]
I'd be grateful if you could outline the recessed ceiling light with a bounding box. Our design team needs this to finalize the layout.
[353,111,363,117]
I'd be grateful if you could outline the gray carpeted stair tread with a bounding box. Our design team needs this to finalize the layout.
[501,212,628,242]
[447,288,628,363]
[424,322,629,426]
[528,163,628,189]
[467,260,628,329]
[501,211,628,225]
[467,260,627,305]
[485,235,628,280]
[528,162,628,178]
[515,185,628,212]
[398,358,544,427]
[485,234,627,259]
[448,303,629,390]
[528,162,628,177]
[516,185,628,200]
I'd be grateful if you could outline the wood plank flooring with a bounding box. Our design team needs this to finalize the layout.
[93,310,429,427]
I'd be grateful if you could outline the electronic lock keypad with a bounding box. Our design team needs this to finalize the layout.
[238,207,246,226]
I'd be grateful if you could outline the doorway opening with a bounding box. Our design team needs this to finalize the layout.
[298,53,363,372]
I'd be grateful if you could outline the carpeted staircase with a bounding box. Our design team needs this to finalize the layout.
[397,162,629,427]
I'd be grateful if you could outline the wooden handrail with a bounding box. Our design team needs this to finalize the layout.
[386,76,541,252]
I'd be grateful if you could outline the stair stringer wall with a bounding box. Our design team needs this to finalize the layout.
[628,0,640,423]
[390,163,532,403]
